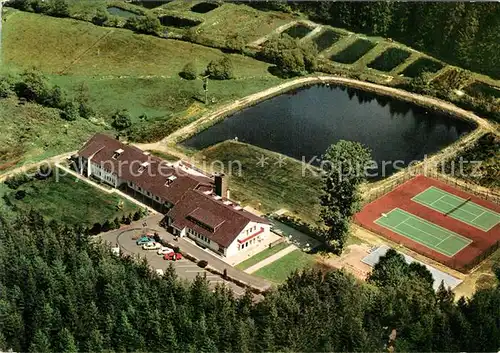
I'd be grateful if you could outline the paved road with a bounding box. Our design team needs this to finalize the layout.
[98,224,247,296]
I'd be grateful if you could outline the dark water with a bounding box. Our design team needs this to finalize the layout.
[284,24,312,39]
[191,2,219,13]
[107,7,137,18]
[183,84,475,178]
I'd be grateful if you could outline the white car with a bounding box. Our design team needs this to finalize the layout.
[142,242,161,250]
[157,246,174,255]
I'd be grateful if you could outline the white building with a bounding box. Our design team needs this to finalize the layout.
[76,133,271,257]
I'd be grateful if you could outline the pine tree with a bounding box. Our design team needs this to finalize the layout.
[29,330,51,353]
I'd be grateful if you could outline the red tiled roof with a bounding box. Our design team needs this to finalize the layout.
[77,134,212,205]
[168,190,269,248]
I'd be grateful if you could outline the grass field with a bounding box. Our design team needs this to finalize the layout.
[3,171,139,226]
[253,249,315,283]
[235,242,289,270]
[401,57,444,78]
[375,208,472,257]
[368,47,411,72]
[412,187,500,231]
[331,38,376,64]
[147,150,180,162]
[1,10,281,164]
[195,141,322,223]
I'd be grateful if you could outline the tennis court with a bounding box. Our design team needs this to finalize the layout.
[412,186,500,232]
[375,208,472,257]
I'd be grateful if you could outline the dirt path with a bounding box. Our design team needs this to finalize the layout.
[244,244,297,274]
[0,151,76,182]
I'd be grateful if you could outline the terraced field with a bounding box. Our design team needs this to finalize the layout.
[368,47,411,72]
[331,38,376,64]
[401,57,444,78]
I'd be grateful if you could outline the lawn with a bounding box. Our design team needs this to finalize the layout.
[147,150,180,162]
[3,170,139,226]
[331,38,376,64]
[368,47,411,72]
[253,249,315,283]
[401,57,444,78]
[195,141,323,224]
[235,242,289,270]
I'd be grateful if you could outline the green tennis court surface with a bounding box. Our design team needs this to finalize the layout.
[412,186,500,232]
[375,208,472,257]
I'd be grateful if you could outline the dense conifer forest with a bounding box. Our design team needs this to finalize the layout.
[0,210,499,352]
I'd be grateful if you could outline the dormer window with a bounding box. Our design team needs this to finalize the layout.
[112,148,124,160]
[165,175,177,187]
[138,161,149,174]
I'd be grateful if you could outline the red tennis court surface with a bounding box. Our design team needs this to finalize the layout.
[355,175,500,272]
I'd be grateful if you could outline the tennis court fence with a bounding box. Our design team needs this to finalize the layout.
[363,170,500,206]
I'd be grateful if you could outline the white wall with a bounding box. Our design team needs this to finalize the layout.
[225,221,271,257]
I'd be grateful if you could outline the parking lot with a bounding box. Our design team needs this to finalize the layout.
[98,227,246,296]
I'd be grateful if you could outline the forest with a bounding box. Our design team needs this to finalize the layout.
[250,1,500,79]
[0,210,499,352]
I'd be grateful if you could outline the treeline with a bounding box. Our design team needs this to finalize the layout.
[0,70,94,121]
[249,1,500,79]
[0,210,499,352]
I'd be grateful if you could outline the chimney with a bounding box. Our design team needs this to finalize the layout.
[214,173,227,198]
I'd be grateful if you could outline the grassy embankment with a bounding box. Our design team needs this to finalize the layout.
[1,171,139,226]
[0,10,282,168]
[195,141,323,224]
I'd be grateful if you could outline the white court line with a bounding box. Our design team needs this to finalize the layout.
[393,216,411,229]
[470,211,486,223]
[428,186,500,217]
[435,234,452,248]
[430,195,447,206]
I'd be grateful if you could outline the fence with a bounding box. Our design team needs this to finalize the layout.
[460,240,500,273]
[363,169,500,205]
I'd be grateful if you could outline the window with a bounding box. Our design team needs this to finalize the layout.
[245,241,248,247]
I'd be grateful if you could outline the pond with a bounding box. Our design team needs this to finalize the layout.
[132,1,169,9]
[159,15,202,28]
[183,84,475,179]
[191,2,219,14]
[107,7,137,18]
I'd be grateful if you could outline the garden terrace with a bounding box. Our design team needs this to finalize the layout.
[401,57,444,78]
[283,23,313,39]
[330,38,376,64]
[368,47,411,72]
[159,15,202,28]
[465,82,500,100]
[312,29,342,52]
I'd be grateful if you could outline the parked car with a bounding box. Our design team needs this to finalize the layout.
[142,242,161,250]
[136,236,153,245]
[157,246,174,255]
[164,253,182,261]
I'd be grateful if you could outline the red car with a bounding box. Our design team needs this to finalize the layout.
[164,252,182,261]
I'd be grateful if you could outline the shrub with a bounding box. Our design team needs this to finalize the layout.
[205,57,234,80]
[112,110,132,130]
[48,0,70,17]
[16,70,50,103]
[0,77,15,98]
[261,34,318,77]
[14,190,27,200]
[125,15,161,34]
[92,9,109,26]
[45,85,66,109]
[5,174,34,190]
[78,102,94,119]
[197,260,208,268]
[180,62,197,80]
[172,246,180,253]
[60,101,80,121]
[132,211,142,221]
